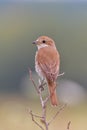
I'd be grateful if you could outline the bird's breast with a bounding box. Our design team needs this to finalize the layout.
[35,51,44,80]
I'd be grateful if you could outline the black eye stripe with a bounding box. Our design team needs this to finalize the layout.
[42,40,46,43]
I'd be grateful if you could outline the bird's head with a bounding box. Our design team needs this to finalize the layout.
[32,36,56,49]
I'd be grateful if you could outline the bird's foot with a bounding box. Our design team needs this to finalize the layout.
[38,79,46,91]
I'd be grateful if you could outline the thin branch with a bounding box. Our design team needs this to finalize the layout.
[31,114,42,119]
[29,69,67,130]
[27,109,42,118]
[67,121,71,130]
[44,95,50,105]
[48,104,67,125]
[28,68,39,94]
[58,72,65,77]
[29,110,44,130]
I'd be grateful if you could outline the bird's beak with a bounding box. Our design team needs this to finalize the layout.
[32,39,39,44]
[32,41,37,44]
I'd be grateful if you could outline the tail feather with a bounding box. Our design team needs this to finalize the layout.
[48,81,58,106]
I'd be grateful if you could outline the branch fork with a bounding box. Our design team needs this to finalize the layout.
[28,68,70,130]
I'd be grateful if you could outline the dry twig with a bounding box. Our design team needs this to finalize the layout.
[29,69,66,130]
[67,121,71,130]
[29,110,44,130]
[48,104,67,125]
[58,72,65,77]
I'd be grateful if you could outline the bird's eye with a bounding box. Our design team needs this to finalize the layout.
[42,40,46,43]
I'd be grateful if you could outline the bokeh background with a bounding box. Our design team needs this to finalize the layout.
[0,0,87,130]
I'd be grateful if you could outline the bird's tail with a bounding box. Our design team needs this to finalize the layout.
[48,81,58,106]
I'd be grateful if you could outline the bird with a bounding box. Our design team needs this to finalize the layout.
[33,36,60,106]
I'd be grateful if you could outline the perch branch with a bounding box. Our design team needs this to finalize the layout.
[29,69,66,130]
[29,68,39,94]
[29,69,49,130]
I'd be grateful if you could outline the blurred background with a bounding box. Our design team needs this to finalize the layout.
[0,0,87,130]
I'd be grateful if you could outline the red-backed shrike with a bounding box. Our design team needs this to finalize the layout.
[33,36,60,106]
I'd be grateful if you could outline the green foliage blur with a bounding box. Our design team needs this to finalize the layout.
[0,2,87,130]
[0,2,87,93]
